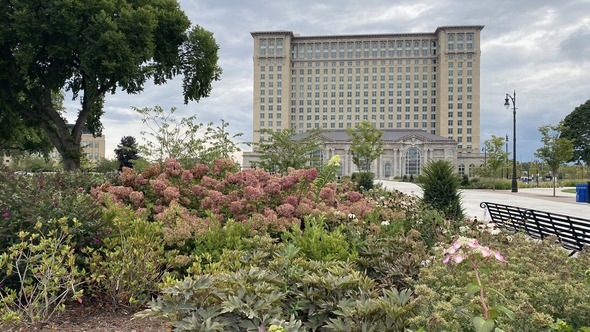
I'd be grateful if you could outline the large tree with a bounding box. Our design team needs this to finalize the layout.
[561,99,590,165]
[0,0,221,170]
[346,121,384,172]
[535,123,574,197]
[252,128,325,175]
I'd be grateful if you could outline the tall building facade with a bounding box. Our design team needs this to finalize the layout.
[248,26,484,177]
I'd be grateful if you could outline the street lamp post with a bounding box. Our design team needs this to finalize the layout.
[504,91,518,193]
[505,134,509,179]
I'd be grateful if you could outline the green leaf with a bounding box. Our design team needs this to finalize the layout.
[473,316,495,332]
[492,304,515,320]
[466,282,480,295]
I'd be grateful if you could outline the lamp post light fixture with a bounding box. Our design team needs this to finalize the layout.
[504,90,518,193]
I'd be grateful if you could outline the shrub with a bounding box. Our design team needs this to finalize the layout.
[0,218,84,326]
[356,171,375,191]
[0,170,106,254]
[282,216,357,262]
[356,232,430,290]
[85,204,171,309]
[410,232,590,331]
[417,160,464,220]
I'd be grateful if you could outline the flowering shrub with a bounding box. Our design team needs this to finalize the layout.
[410,232,590,331]
[0,169,107,254]
[91,159,414,260]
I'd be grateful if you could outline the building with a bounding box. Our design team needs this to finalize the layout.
[47,125,106,165]
[246,26,485,177]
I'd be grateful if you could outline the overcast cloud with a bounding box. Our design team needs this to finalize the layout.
[64,0,590,162]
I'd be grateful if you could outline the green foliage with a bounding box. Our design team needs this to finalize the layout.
[324,288,416,331]
[137,108,242,168]
[114,136,139,170]
[283,217,356,262]
[535,123,575,196]
[417,160,464,220]
[0,0,221,170]
[139,241,418,331]
[461,174,470,187]
[313,155,341,199]
[253,127,325,175]
[94,157,120,173]
[483,135,510,189]
[0,170,107,254]
[0,218,84,325]
[191,219,253,261]
[85,203,171,309]
[411,233,590,331]
[346,121,384,172]
[356,171,375,191]
[561,99,590,165]
[356,233,430,290]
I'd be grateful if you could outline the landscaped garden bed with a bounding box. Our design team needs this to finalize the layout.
[1,160,588,331]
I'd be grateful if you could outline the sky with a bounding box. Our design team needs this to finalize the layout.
[64,0,590,162]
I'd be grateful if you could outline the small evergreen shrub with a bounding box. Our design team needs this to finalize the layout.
[417,160,464,220]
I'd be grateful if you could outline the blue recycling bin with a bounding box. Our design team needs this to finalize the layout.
[575,183,588,203]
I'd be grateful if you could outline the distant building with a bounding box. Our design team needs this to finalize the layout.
[245,25,485,177]
[47,125,106,164]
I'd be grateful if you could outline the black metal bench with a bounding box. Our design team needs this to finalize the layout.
[480,202,590,254]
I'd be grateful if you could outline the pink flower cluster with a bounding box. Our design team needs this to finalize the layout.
[442,236,506,265]
[91,158,398,243]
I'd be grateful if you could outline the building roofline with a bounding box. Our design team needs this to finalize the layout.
[251,25,484,40]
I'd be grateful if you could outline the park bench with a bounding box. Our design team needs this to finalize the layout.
[480,202,590,255]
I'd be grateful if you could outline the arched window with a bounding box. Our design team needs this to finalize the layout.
[384,163,392,178]
[405,148,421,175]
[458,164,465,176]
[469,164,475,176]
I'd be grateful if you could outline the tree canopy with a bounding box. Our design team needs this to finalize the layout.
[561,99,590,165]
[346,121,384,172]
[252,128,325,175]
[482,135,509,189]
[0,0,221,170]
[535,123,574,196]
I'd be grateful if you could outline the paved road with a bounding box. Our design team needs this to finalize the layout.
[377,180,590,221]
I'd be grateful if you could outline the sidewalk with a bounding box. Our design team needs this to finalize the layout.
[377,181,590,221]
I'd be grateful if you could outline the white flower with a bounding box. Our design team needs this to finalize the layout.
[381,220,390,226]
[334,210,341,215]
[489,228,501,235]
[348,213,356,219]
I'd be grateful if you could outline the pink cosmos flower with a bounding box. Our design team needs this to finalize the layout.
[443,255,451,264]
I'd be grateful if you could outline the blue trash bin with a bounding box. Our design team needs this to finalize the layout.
[575,184,588,203]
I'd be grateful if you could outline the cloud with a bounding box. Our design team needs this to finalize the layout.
[63,0,590,163]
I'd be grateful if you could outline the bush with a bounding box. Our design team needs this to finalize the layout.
[282,216,357,262]
[0,170,107,254]
[138,242,417,331]
[417,160,464,220]
[410,232,590,331]
[85,203,171,309]
[0,218,84,326]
